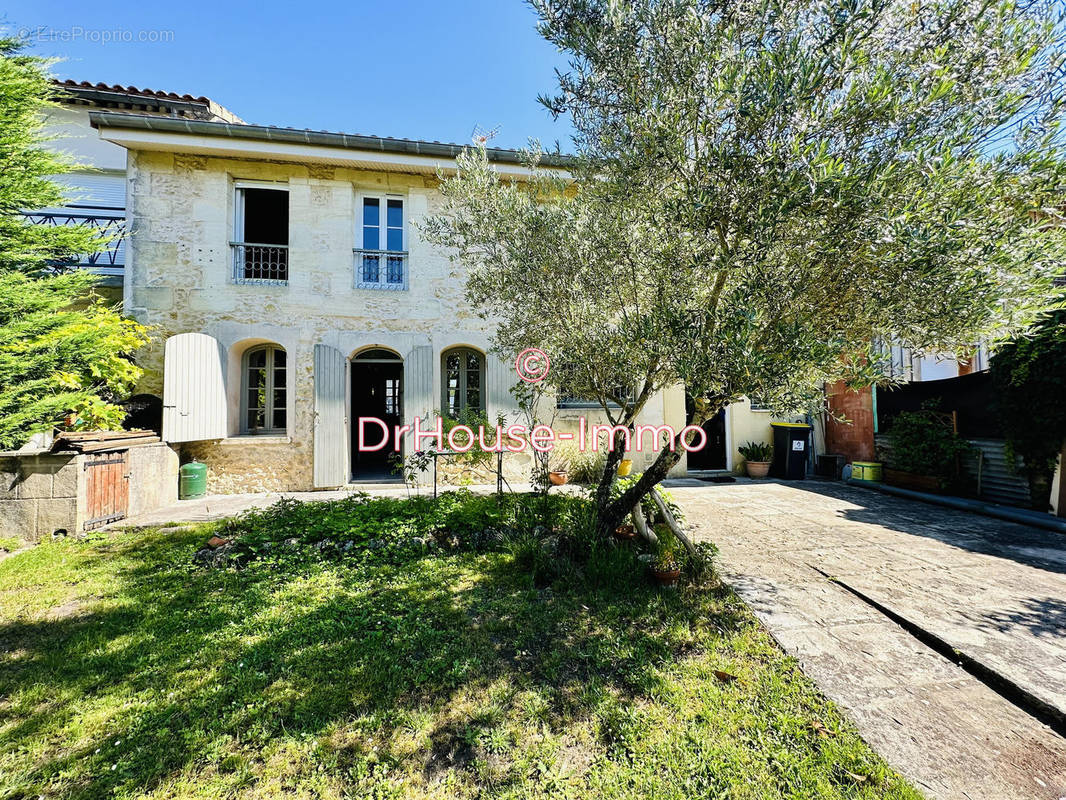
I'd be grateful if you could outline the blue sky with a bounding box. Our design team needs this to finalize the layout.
[4,0,576,151]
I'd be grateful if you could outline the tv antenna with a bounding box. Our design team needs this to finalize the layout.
[471,124,501,145]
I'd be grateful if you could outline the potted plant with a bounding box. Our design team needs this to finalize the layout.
[738,441,773,478]
[548,470,568,485]
[651,545,681,587]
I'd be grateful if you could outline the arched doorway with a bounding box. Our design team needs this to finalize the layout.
[351,348,403,481]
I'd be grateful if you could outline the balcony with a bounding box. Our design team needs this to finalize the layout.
[354,249,408,290]
[231,243,288,285]
[20,211,125,276]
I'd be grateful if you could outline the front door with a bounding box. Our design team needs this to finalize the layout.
[351,349,403,480]
[685,394,727,470]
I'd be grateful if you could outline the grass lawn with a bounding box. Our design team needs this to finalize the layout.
[0,492,920,799]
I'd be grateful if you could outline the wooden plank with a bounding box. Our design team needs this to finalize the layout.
[58,429,154,443]
[78,437,159,453]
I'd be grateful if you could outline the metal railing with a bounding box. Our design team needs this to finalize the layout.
[354,248,408,289]
[20,210,125,274]
[231,242,288,285]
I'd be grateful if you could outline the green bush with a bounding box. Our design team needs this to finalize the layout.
[885,405,970,484]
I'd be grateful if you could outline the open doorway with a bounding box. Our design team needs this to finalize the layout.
[351,348,403,481]
[685,394,728,471]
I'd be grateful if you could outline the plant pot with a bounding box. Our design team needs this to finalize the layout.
[548,471,568,486]
[652,567,681,587]
[745,461,771,478]
[883,467,943,494]
[614,523,636,540]
[617,459,634,477]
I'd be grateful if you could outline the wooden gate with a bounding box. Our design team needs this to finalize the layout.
[83,450,130,530]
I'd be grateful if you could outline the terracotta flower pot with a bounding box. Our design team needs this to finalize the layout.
[617,459,634,477]
[548,471,568,486]
[653,567,681,587]
[745,461,771,478]
[614,523,636,540]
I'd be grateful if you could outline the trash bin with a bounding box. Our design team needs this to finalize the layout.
[179,460,208,499]
[770,423,811,480]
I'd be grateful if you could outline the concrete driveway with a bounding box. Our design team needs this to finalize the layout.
[668,479,1066,800]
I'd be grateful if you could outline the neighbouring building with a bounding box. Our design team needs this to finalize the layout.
[67,103,786,493]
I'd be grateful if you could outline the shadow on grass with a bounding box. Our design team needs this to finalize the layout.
[0,529,747,798]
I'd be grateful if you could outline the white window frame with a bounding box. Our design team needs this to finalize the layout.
[355,192,408,291]
[232,180,290,286]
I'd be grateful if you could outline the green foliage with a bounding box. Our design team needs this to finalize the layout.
[423,0,1066,525]
[0,38,148,448]
[219,490,595,565]
[0,271,149,448]
[550,440,607,483]
[0,521,921,798]
[885,405,971,483]
[991,309,1066,508]
[738,441,773,463]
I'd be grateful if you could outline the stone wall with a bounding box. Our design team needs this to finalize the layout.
[0,452,79,541]
[125,148,779,491]
[0,443,179,542]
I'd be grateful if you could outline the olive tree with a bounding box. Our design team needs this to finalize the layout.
[423,0,1066,536]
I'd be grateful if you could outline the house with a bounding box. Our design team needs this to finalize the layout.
[37,81,242,301]
[53,98,785,493]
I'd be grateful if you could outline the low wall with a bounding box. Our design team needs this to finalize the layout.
[0,443,179,543]
[0,452,80,542]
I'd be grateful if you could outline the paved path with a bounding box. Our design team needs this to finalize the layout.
[668,479,1066,800]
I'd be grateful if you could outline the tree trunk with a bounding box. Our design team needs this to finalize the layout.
[592,400,722,538]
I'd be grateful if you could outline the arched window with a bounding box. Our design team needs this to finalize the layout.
[242,345,287,434]
[442,347,485,417]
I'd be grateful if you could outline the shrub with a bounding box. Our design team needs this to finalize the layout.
[885,404,970,484]
[737,441,773,462]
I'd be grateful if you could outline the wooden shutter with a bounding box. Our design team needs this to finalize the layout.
[404,345,434,424]
[162,333,227,443]
[313,344,348,488]
[486,351,516,422]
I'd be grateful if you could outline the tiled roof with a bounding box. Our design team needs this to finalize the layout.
[52,80,243,124]
[54,79,213,104]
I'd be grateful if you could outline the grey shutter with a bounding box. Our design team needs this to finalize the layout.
[162,333,227,443]
[313,344,348,488]
[50,174,126,210]
[487,352,516,422]
[405,345,434,424]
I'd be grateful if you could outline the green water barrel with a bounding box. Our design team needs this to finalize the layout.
[179,460,208,499]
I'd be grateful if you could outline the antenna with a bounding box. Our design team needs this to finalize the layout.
[471,124,501,145]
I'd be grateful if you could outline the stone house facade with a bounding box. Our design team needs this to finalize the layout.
[89,111,780,493]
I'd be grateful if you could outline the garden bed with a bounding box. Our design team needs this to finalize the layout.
[0,492,919,799]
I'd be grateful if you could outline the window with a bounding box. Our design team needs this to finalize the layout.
[233,185,288,284]
[557,386,634,409]
[242,345,287,434]
[355,195,407,289]
[442,348,485,417]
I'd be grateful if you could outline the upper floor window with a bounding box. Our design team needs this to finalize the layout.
[242,345,287,434]
[355,194,407,290]
[233,184,288,285]
[442,347,485,417]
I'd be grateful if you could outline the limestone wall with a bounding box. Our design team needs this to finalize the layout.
[125,148,780,491]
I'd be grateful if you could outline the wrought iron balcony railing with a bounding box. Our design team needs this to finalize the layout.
[354,248,408,290]
[20,210,125,275]
[231,243,288,285]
